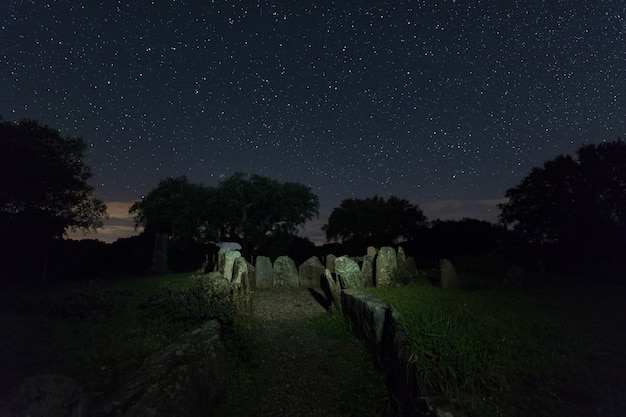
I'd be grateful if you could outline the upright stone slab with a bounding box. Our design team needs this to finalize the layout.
[397,246,418,283]
[366,246,378,257]
[273,256,299,287]
[325,254,337,274]
[375,246,397,287]
[246,261,256,289]
[232,257,248,285]
[298,256,325,288]
[440,259,460,290]
[360,255,375,287]
[232,257,251,313]
[255,256,273,289]
[323,269,342,312]
[218,247,241,282]
[335,256,361,288]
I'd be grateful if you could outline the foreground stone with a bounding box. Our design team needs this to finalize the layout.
[255,256,273,289]
[273,255,299,287]
[0,374,84,417]
[335,256,361,288]
[97,320,226,417]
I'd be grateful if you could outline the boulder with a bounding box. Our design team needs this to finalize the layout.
[298,256,325,288]
[325,254,336,274]
[233,257,251,314]
[335,256,361,288]
[1,374,84,417]
[203,271,231,298]
[375,247,397,287]
[440,259,460,290]
[366,246,378,257]
[255,256,273,289]
[323,269,342,312]
[98,321,226,417]
[397,246,418,283]
[273,256,299,287]
[218,247,241,281]
[360,255,375,287]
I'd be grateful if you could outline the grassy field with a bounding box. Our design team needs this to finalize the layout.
[0,273,211,406]
[365,277,626,417]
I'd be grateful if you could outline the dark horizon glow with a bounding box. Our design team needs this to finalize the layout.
[2,1,624,244]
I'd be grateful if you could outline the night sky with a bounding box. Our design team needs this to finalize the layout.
[1,1,624,243]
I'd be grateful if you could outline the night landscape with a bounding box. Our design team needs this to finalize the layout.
[1,1,625,416]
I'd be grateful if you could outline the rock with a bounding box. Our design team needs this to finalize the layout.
[246,261,256,289]
[233,257,251,314]
[232,256,248,285]
[360,255,375,287]
[375,247,397,287]
[397,246,418,283]
[366,246,378,257]
[298,256,325,288]
[255,256,273,289]
[325,254,336,274]
[416,396,468,417]
[273,255,299,287]
[2,374,84,417]
[323,269,342,312]
[335,256,361,288]
[98,321,226,417]
[440,259,460,290]
[218,247,241,281]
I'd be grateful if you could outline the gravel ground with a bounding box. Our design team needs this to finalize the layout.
[214,288,388,417]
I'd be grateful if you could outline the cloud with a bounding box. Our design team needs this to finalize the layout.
[421,198,506,223]
[66,200,142,243]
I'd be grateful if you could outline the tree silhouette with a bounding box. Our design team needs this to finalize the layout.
[499,140,626,259]
[323,195,427,247]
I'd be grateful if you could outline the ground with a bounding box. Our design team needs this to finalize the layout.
[213,288,388,417]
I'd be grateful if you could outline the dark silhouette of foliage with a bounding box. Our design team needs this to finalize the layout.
[323,195,427,247]
[499,140,626,259]
[0,118,107,241]
[130,173,319,259]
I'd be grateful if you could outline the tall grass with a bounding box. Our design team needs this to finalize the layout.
[366,281,626,417]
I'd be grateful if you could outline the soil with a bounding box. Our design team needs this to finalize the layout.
[213,287,388,417]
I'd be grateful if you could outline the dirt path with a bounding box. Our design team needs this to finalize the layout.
[213,288,388,417]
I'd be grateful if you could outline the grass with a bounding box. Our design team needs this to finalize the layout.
[0,272,226,406]
[365,277,626,417]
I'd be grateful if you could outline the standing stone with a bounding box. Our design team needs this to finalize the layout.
[298,256,325,288]
[232,257,248,285]
[325,254,337,274]
[273,256,299,287]
[335,256,361,288]
[366,246,378,257]
[440,259,460,290]
[232,257,251,313]
[246,261,256,289]
[218,247,241,282]
[255,256,273,289]
[397,246,418,283]
[375,246,397,287]
[360,255,375,287]
[323,269,342,312]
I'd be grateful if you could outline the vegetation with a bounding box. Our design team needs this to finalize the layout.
[130,172,319,258]
[499,140,626,260]
[366,280,626,417]
[323,195,427,247]
[0,273,237,406]
[0,118,107,281]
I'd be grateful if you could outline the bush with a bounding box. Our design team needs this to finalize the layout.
[139,281,233,334]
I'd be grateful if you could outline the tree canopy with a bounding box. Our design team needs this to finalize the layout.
[498,140,626,255]
[0,118,107,242]
[323,195,427,246]
[130,173,319,256]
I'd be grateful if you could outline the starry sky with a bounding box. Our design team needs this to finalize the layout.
[1,1,624,243]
